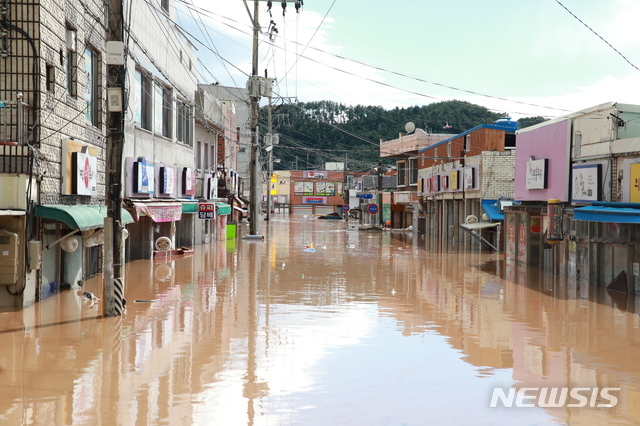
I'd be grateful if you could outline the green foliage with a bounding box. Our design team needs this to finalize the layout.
[262,100,542,171]
[517,116,549,129]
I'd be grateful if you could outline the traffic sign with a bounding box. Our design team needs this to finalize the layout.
[342,205,350,212]
[368,203,379,215]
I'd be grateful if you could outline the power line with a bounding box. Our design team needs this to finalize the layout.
[553,0,640,73]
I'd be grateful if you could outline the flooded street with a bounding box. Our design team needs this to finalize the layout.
[1,216,640,425]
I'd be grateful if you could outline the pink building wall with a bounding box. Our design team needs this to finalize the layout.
[515,120,571,202]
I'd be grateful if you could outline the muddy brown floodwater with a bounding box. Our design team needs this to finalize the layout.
[1,216,640,425]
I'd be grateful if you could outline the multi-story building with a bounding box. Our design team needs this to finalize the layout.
[1,0,117,306]
[418,120,518,251]
[507,102,640,293]
[380,128,451,230]
[289,170,346,216]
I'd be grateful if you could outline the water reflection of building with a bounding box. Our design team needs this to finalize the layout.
[385,244,640,425]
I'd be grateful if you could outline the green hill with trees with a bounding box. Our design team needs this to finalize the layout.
[261,100,547,171]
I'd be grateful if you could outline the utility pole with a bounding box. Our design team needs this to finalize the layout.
[265,92,273,221]
[248,0,261,236]
[104,0,126,316]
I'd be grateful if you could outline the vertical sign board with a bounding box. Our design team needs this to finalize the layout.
[72,151,97,195]
[572,164,601,203]
[630,163,640,203]
[464,167,475,190]
[525,158,548,189]
[134,159,155,195]
[450,170,459,190]
[158,166,176,196]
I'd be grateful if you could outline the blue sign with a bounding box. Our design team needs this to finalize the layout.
[368,203,379,215]
[342,205,350,212]
[356,193,373,199]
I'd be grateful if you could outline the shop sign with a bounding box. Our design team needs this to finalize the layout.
[303,196,326,204]
[72,151,97,196]
[572,164,601,203]
[526,158,548,189]
[198,203,216,219]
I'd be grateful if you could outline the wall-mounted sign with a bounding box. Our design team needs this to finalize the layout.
[630,163,640,203]
[464,167,475,190]
[182,167,196,196]
[572,164,601,203]
[302,196,326,204]
[206,176,216,199]
[431,175,440,192]
[157,166,176,196]
[450,170,459,190]
[441,175,449,190]
[198,203,216,219]
[525,158,548,189]
[134,158,155,194]
[426,176,432,192]
[72,151,97,196]
[356,193,373,199]
[305,171,327,179]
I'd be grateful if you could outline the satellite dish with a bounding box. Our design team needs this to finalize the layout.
[405,122,416,134]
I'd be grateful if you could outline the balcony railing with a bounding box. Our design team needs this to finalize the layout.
[0,144,32,174]
[0,98,31,146]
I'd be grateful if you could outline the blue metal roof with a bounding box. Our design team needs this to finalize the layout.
[417,123,515,154]
[574,202,640,224]
[481,199,504,222]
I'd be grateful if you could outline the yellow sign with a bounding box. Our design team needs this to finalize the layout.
[270,174,277,195]
[631,163,640,203]
[450,170,459,190]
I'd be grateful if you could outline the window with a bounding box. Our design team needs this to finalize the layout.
[397,161,407,187]
[134,69,152,130]
[85,47,99,126]
[574,131,582,157]
[196,140,202,169]
[434,148,438,158]
[46,64,55,92]
[154,82,171,138]
[66,28,77,96]
[409,158,418,185]
[176,100,192,145]
[464,134,471,152]
[161,0,169,12]
[447,142,452,158]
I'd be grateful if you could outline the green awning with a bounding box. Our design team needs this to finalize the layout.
[216,203,232,215]
[181,202,199,213]
[36,205,134,231]
[88,205,134,225]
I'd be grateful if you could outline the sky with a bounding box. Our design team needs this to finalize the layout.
[175,0,640,121]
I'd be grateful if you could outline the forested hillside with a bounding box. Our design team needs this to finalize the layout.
[260,100,547,171]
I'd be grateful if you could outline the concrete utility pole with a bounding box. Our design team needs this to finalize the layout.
[104,0,126,316]
[265,93,273,221]
[248,0,261,236]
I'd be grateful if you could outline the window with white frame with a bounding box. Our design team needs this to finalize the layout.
[409,158,418,186]
[134,69,152,130]
[397,160,407,187]
[84,47,99,126]
[66,27,77,96]
[176,100,192,146]
[447,142,452,158]
[154,82,171,138]
[465,134,471,152]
